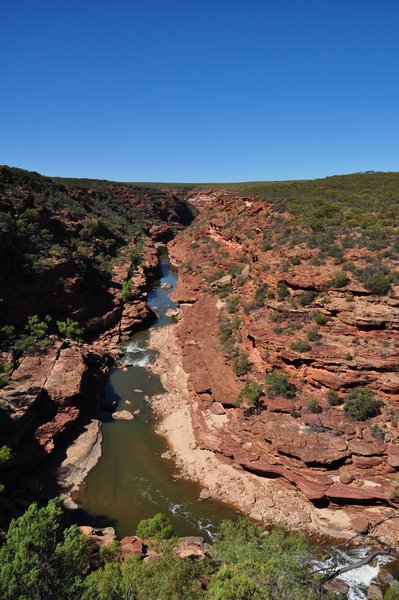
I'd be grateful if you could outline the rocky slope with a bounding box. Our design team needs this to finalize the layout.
[0,166,195,522]
[164,178,399,539]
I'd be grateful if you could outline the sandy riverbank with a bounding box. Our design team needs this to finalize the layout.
[147,323,369,541]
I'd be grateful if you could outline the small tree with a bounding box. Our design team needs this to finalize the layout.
[15,315,52,355]
[121,280,132,302]
[136,513,174,541]
[56,318,83,342]
[0,498,93,599]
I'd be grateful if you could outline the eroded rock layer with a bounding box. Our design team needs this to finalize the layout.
[167,185,399,536]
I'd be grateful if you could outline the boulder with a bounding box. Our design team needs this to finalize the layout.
[174,536,210,559]
[339,466,355,485]
[209,402,226,416]
[199,488,211,500]
[120,536,145,558]
[112,410,134,420]
[350,515,369,533]
[323,579,350,596]
[367,583,383,600]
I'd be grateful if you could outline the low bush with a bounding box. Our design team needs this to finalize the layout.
[363,271,391,295]
[331,270,348,288]
[314,312,328,325]
[254,283,268,307]
[327,390,341,406]
[236,382,263,407]
[277,282,289,300]
[299,290,318,306]
[232,350,250,376]
[226,295,240,314]
[57,319,83,342]
[307,328,320,342]
[308,397,322,414]
[0,445,13,463]
[136,513,174,541]
[207,269,225,283]
[344,388,383,420]
[290,340,311,353]
[265,372,296,399]
[0,362,12,387]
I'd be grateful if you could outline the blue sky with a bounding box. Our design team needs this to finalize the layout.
[1,1,398,182]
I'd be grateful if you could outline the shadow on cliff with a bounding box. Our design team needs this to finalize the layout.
[0,358,117,532]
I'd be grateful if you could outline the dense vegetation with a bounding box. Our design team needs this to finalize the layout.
[0,165,193,361]
[0,166,192,288]
[0,498,380,600]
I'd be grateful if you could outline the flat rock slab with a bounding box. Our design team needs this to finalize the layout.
[112,410,134,420]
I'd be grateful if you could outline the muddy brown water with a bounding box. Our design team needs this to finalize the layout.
[76,253,240,539]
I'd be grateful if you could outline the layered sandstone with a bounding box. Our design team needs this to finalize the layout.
[161,190,399,539]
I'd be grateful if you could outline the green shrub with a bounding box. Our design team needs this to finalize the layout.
[327,390,341,406]
[307,328,319,342]
[0,445,13,463]
[207,269,225,283]
[0,362,12,387]
[236,382,263,407]
[331,270,348,288]
[291,256,301,265]
[384,581,399,600]
[314,312,328,325]
[136,513,174,541]
[262,238,272,251]
[15,315,52,355]
[56,319,83,342]
[344,388,383,420]
[363,271,391,295]
[219,316,242,354]
[0,498,93,600]
[308,397,322,414]
[254,283,267,307]
[226,295,240,314]
[277,282,289,300]
[299,290,317,306]
[265,372,296,399]
[232,350,250,376]
[121,280,132,302]
[290,340,311,353]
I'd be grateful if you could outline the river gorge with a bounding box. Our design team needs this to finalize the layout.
[76,252,240,539]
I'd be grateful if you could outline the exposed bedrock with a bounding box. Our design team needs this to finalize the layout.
[166,189,399,536]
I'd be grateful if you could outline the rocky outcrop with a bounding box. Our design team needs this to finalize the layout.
[164,189,399,538]
[0,341,107,518]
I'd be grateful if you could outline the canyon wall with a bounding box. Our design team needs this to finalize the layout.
[166,184,399,538]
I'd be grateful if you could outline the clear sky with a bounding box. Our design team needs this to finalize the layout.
[1,1,398,182]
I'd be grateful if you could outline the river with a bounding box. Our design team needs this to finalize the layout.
[76,251,240,539]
